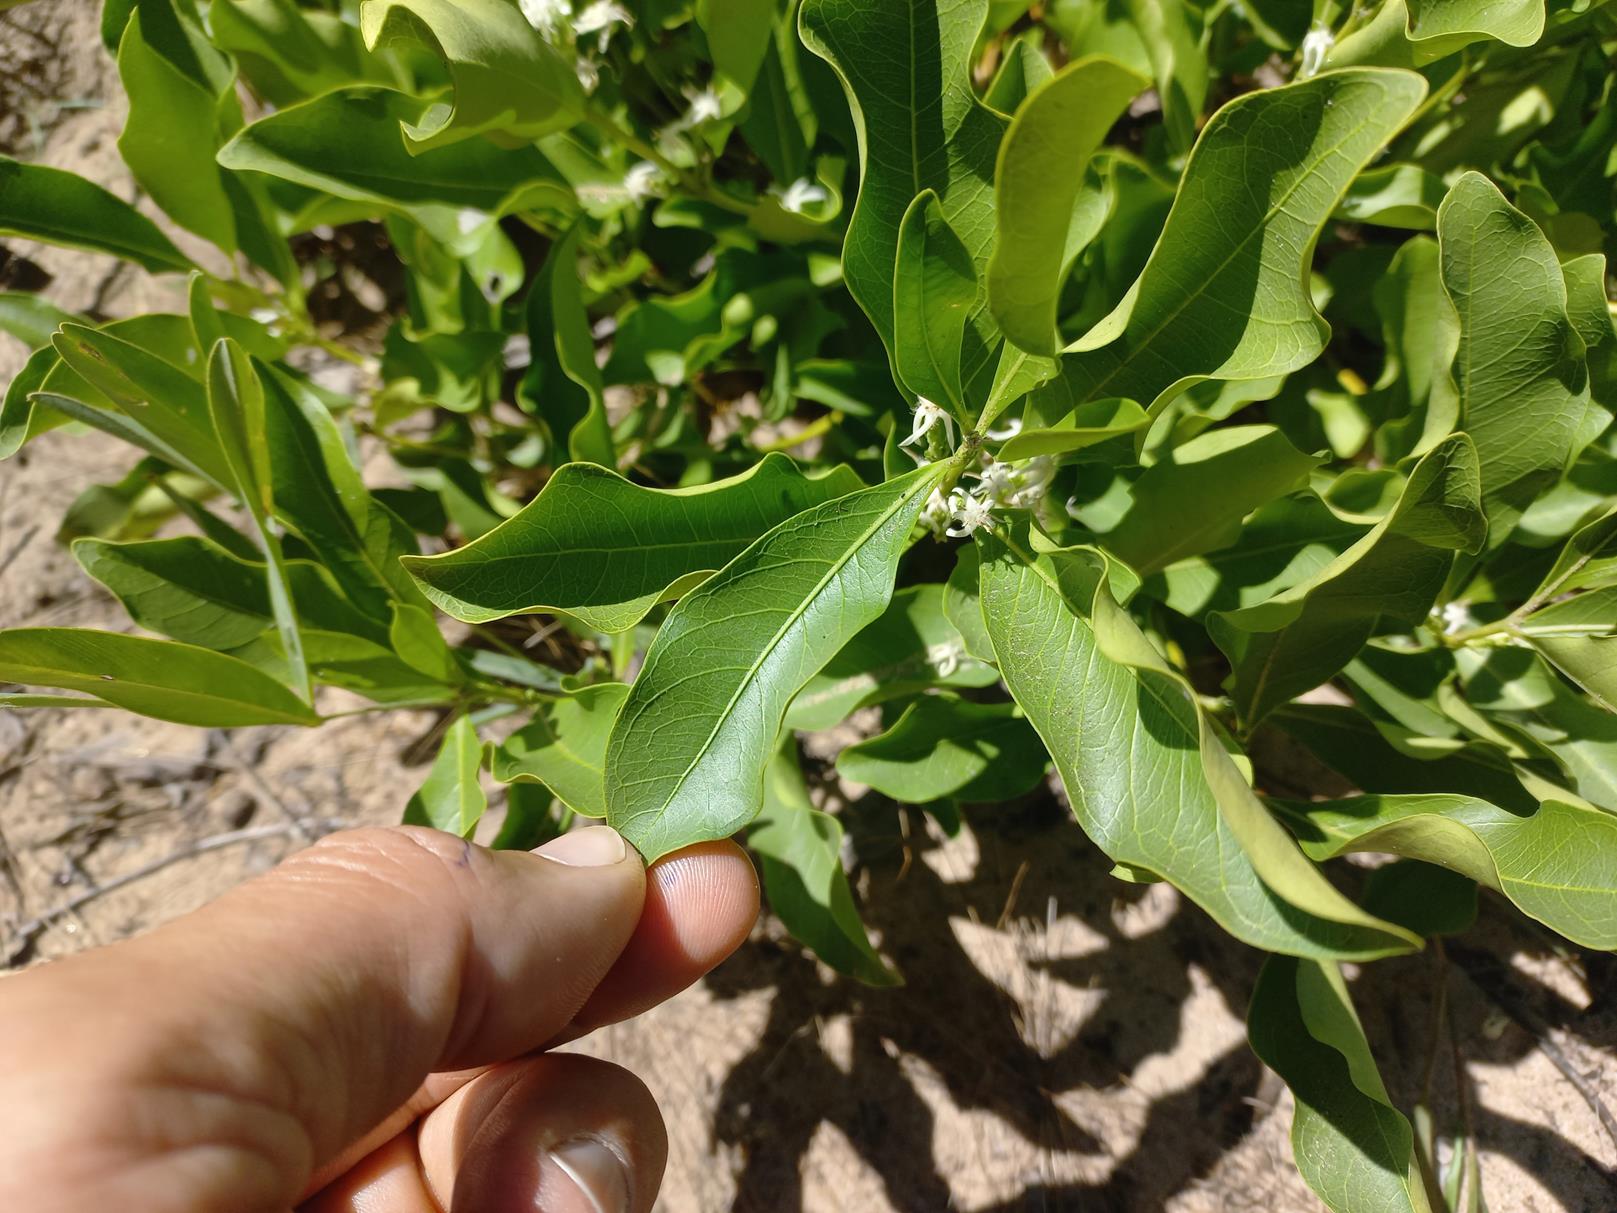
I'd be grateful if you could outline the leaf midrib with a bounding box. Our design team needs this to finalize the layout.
[0,659,311,723]
[631,470,938,831]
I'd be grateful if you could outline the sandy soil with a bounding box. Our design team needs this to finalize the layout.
[1,4,1614,1209]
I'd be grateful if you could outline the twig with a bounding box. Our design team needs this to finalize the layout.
[3,822,330,967]
[214,731,318,843]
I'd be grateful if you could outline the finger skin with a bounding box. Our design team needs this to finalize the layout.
[300,839,759,1195]
[0,826,644,1213]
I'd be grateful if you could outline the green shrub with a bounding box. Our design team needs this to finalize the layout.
[1,1,1614,1206]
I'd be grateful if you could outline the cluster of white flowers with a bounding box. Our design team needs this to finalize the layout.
[1437,600,1473,635]
[573,0,633,51]
[905,397,1062,539]
[926,640,966,679]
[520,0,632,92]
[623,160,666,202]
[682,84,724,127]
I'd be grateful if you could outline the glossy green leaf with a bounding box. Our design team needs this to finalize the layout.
[893,189,975,416]
[0,628,320,727]
[359,0,584,150]
[982,28,1053,116]
[388,603,461,685]
[520,223,613,466]
[1101,425,1322,576]
[0,293,75,351]
[1276,793,1617,950]
[837,694,1047,803]
[1125,0,1207,154]
[786,582,998,730]
[1249,957,1430,1213]
[995,397,1148,461]
[1034,69,1426,423]
[491,684,630,818]
[208,340,309,701]
[1438,172,1604,544]
[1405,0,1545,59]
[404,454,864,630]
[799,0,1006,363]
[404,715,487,837]
[750,745,899,986]
[988,56,1145,356]
[0,155,191,273]
[979,528,1417,958]
[605,465,946,860]
[211,0,393,105]
[1335,164,1446,230]
[1210,435,1485,725]
[218,88,574,223]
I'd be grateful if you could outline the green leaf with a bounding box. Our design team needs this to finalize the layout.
[1101,425,1323,576]
[982,28,1053,116]
[1210,434,1485,726]
[1405,0,1545,60]
[405,454,864,630]
[211,0,393,105]
[404,715,487,837]
[943,546,995,664]
[1124,0,1207,155]
[995,397,1148,461]
[750,745,899,986]
[1438,172,1604,544]
[1335,164,1446,231]
[218,87,574,224]
[359,0,584,150]
[837,694,1047,803]
[491,782,567,851]
[696,0,774,96]
[1276,793,1617,950]
[979,528,1417,959]
[987,56,1144,357]
[0,628,321,727]
[893,189,976,416]
[1034,69,1427,423]
[0,155,191,273]
[1147,491,1364,618]
[605,465,947,860]
[0,292,76,350]
[1248,957,1431,1213]
[520,223,613,466]
[0,692,117,710]
[491,684,630,818]
[116,2,239,252]
[786,582,998,731]
[208,340,310,702]
[799,0,1006,363]
[388,603,461,685]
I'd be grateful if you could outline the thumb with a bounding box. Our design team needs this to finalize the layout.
[0,825,645,1212]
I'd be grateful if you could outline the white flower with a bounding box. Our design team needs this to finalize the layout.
[919,487,953,538]
[969,459,1019,502]
[945,487,995,538]
[985,415,1022,442]
[926,640,965,679]
[623,160,664,203]
[1005,455,1055,508]
[455,207,486,236]
[778,177,828,215]
[1438,600,1472,635]
[684,85,723,126]
[900,397,956,456]
[519,0,571,39]
[575,57,600,93]
[1299,24,1334,78]
[574,0,632,52]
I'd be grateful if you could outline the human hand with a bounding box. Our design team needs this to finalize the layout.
[0,824,759,1212]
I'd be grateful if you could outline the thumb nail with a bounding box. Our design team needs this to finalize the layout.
[548,1136,632,1213]
[534,825,627,867]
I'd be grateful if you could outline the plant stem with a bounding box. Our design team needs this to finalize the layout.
[583,103,753,216]
[755,410,843,454]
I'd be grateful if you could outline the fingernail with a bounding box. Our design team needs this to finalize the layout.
[534,825,626,867]
[548,1136,631,1213]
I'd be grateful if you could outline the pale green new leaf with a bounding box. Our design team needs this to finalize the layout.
[1034,69,1427,423]
[751,745,899,986]
[0,628,321,727]
[1101,425,1322,576]
[836,695,1047,803]
[359,0,583,150]
[606,465,946,860]
[404,455,864,630]
[0,156,191,273]
[1210,434,1485,725]
[1249,957,1431,1213]
[492,684,630,818]
[1276,793,1617,950]
[978,529,1417,958]
[405,715,486,838]
[893,190,976,415]
[521,223,614,466]
[799,0,1006,362]
[1438,172,1602,545]
[987,56,1145,356]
